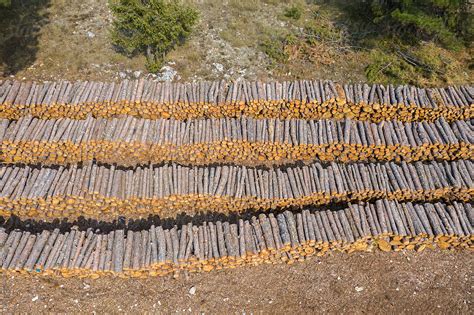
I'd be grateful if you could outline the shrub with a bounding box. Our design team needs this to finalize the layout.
[260,37,288,64]
[365,50,412,84]
[284,5,302,20]
[358,0,472,50]
[110,0,198,72]
[364,40,465,86]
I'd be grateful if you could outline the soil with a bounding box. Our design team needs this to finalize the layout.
[1,249,472,313]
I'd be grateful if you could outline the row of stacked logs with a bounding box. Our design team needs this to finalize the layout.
[0,78,471,280]
[0,80,472,121]
[0,200,472,278]
[0,160,472,220]
[0,116,472,165]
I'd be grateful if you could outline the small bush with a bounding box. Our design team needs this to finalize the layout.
[303,23,343,45]
[364,41,464,86]
[260,37,288,64]
[354,0,472,50]
[110,0,198,72]
[365,50,410,84]
[284,5,302,20]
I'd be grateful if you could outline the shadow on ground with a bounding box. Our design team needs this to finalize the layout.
[0,0,50,76]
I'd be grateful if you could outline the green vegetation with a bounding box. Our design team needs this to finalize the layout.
[260,36,288,65]
[253,1,471,85]
[260,4,346,69]
[110,0,198,72]
[0,0,11,7]
[284,5,302,20]
[2,0,471,86]
[356,0,472,50]
[344,0,472,85]
[364,41,467,85]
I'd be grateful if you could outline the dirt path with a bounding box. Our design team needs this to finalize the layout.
[1,249,472,313]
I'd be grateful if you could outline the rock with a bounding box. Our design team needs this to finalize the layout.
[156,66,177,81]
[355,286,364,292]
[32,296,38,302]
[212,62,224,72]
[86,31,95,39]
[118,72,127,79]
[189,286,196,295]
[133,70,142,78]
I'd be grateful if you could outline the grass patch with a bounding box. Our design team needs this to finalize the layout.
[364,40,469,86]
[284,5,302,20]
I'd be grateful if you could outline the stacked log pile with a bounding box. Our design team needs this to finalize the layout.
[0,80,472,121]
[0,201,472,278]
[0,78,472,279]
[0,160,472,220]
[0,116,471,165]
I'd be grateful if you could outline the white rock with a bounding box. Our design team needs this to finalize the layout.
[355,286,364,292]
[212,63,224,72]
[189,286,196,295]
[87,31,95,39]
[119,72,127,79]
[32,296,38,302]
[156,66,177,81]
[133,70,142,78]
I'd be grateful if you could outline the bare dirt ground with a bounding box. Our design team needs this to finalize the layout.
[1,249,472,313]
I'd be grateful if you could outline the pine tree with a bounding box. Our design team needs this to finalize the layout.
[110,0,199,72]
[361,0,472,49]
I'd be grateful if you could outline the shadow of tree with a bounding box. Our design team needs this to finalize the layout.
[0,0,50,76]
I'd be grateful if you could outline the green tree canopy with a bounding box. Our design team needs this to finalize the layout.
[362,0,472,49]
[110,0,198,72]
[0,0,11,7]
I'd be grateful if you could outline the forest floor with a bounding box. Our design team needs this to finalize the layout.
[0,0,471,85]
[1,249,472,313]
